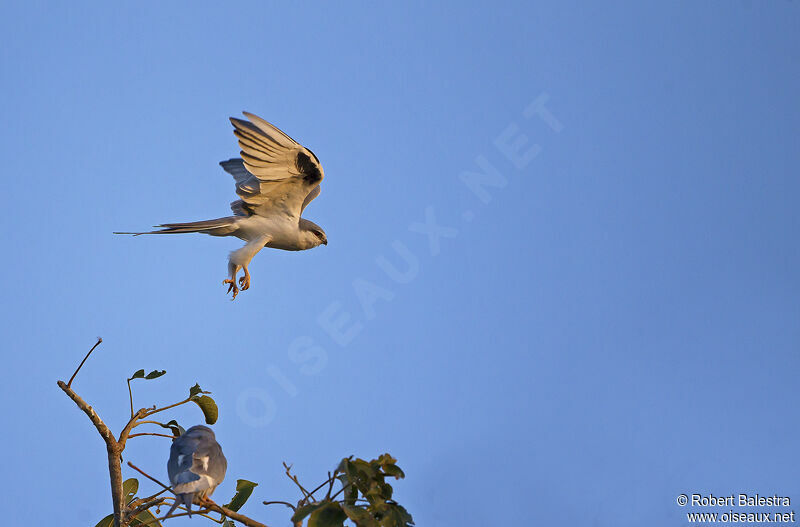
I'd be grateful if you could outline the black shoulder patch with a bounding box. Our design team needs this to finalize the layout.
[305,147,321,165]
[296,151,322,184]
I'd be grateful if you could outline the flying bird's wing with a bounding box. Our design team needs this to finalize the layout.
[221,112,323,219]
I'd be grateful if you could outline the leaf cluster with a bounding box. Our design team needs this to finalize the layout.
[292,454,414,527]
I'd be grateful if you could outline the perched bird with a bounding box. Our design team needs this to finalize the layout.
[117,112,327,299]
[166,425,227,517]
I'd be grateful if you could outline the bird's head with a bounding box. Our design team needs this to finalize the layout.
[299,219,327,249]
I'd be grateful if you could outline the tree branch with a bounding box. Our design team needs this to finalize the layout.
[203,502,269,527]
[283,462,313,501]
[57,380,115,444]
[143,397,193,417]
[132,420,170,429]
[57,378,124,527]
[117,409,146,450]
[124,497,167,525]
[127,432,176,440]
[127,378,134,419]
[67,337,102,388]
[262,501,296,511]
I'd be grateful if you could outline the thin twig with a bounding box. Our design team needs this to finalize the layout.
[127,462,173,493]
[132,420,170,429]
[326,471,336,500]
[262,500,296,511]
[67,337,102,388]
[128,432,176,440]
[128,488,170,510]
[124,497,167,524]
[144,397,193,417]
[283,462,312,501]
[329,482,351,501]
[307,472,335,500]
[127,378,134,419]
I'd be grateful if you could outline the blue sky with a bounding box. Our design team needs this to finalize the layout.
[2,1,799,525]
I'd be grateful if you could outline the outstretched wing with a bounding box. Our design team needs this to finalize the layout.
[220,112,323,219]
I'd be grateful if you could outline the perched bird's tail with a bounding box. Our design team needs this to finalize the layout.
[165,492,194,518]
[114,217,239,237]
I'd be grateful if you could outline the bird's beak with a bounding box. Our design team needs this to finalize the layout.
[323,239,328,245]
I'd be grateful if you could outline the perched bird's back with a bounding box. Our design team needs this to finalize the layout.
[166,425,227,516]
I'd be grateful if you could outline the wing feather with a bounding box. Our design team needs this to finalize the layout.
[220,112,324,219]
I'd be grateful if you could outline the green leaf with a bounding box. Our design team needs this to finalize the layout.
[377,482,393,500]
[382,464,405,479]
[345,459,378,495]
[130,369,145,380]
[122,478,139,504]
[292,503,325,524]
[393,504,414,526]
[344,482,358,506]
[221,520,236,527]
[369,502,414,527]
[376,454,397,466]
[191,395,218,424]
[145,369,166,380]
[308,502,347,527]
[129,508,162,527]
[336,456,353,473]
[378,503,414,527]
[94,513,114,527]
[343,504,378,527]
[189,383,208,397]
[224,479,258,512]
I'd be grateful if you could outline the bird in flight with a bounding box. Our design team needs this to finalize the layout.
[166,425,227,517]
[118,112,326,299]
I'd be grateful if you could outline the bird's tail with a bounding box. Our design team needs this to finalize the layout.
[114,217,239,237]
[165,493,194,518]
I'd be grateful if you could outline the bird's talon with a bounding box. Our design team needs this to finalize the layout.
[222,279,239,299]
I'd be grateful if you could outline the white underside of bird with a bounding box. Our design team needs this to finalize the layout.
[117,112,327,299]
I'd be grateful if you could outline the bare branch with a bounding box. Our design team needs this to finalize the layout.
[262,501,296,511]
[127,462,173,494]
[329,481,351,501]
[143,397,193,417]
[57,375,124,527]
[204,502,269,527]
[283,462,312,501]
[127,378,134,419]
[66,337,103,388]
[117,409,146,450]
[124,497,167,524]
[326,471,336,500]
[57,380,115,444]
[132,420,171,429]
[128,488,170,510]
[127,432,176,440]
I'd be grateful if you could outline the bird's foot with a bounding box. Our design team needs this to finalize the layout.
[222,278,239,300]
[196,496,217,510]
[238,268,251,291]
